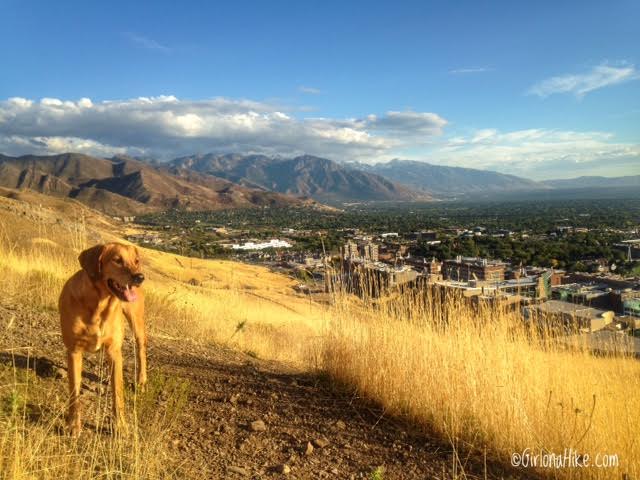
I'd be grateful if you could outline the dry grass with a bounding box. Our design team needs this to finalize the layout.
[1,193,638,479]
[322,283,639,479]
[0,359,188,480]
[0,197,327,479]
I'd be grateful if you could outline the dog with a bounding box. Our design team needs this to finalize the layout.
[59,242,147,435]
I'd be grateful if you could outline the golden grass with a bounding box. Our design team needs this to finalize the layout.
[1,193,639,479]
[0,358,188,479]
[0,197,328,479]
[322,284,639,479]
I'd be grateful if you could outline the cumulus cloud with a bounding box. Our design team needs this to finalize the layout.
[528,62,639,98]
[1,95,636,178]
[365,111,448,137]
[0,96,446,161]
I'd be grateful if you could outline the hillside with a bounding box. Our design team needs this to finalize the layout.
[0,153,311,216]
[2,191,639,479]
[170,153,430,203]
[0,191,505,479]
[355,159,545,196]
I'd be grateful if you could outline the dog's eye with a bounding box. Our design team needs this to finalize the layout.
[113,257,123,265]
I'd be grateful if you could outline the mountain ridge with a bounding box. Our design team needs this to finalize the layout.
[0,153,315,215]
[353,159,546,196]
[169,153,430,204]
[542,175,640,189]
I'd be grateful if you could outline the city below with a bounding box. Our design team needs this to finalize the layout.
[128,200,640,358]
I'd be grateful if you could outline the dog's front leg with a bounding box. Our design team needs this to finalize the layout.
[124,304,147,389]
[66,350,83,436]
[106,344,127,432]
[132,319,147,389]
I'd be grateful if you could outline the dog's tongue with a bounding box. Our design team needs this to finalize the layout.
[123,285,138,302]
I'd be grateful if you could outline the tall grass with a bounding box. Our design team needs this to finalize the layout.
[1,204,639,479]
[0,215,191,479]
[322,279,639,479]
[0,357,188,479]
[0,210,326,479]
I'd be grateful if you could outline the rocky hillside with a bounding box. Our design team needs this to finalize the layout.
[170,154,430,204]
[0,153,312,216]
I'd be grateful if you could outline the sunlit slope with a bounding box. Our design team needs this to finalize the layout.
[0,190,327,364]
[4,188,640,480]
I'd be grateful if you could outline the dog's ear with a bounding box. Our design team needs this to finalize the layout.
[79,244,105,281]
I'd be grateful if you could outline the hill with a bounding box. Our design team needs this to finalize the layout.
[355,159,545,196]
[2,191,639,479]
[0,191,496,479]
[169,153,430,203]
[543,175,640,189]
[0,153,312,216]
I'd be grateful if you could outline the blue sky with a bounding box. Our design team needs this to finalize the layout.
[0,0,638,179]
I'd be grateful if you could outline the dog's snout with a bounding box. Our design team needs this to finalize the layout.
[132,273,145,286]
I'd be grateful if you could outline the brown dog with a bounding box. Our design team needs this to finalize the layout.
[59,242,147,435]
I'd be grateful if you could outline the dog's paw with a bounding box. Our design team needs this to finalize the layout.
[136,373,148,393]
[68,422,82,437]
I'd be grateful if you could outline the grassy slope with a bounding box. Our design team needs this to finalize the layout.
[1,190,639,479]
[0,192,327,478]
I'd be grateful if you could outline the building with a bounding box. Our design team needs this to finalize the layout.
[341,241,379,262]
[341,240,359,261]
[493,277,543,298]
[342,260,418,297]
[443,256,508,282]
[552,278,640,318]
[404,256,442,280]
[231,239,292,250]
[408,231,437,241]
[362,243,379,262]
[623,297,640,317]
[552,283,612,310]
[614,239,640,261]
[520,267,565,286]
[523,300,614,333]
[563,273,639,291]
[377,243,408,262]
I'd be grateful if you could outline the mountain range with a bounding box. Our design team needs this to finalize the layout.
[0,152,637,214]
[541,175,640,189]
[353,159,546,196]
[0,153,314,215]
[169,154,429,203]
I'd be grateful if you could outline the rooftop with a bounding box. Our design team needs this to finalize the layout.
[530,300,611,319]
[445,256,509,267]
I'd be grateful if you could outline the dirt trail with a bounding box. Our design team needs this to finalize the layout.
[0,301,525,479]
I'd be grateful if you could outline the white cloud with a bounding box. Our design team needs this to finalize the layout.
[431,128,640,179]
[449,67,492,75]
[0,96,444,161]
[0,95,636,178]
[298,86,322,95]
[124,32,172,54]
[528,62,639,98]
